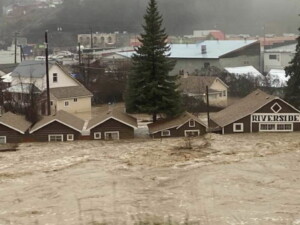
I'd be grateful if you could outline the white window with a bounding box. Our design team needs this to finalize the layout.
[48,135,63,142]
[260,123,293,132]
[189,119,195,127]
[223,90,226,97]
[67,134,74,141]
[161,130,171,136]
[0,136,7,144]
[53,73,58,83]
[64,101,69,107]
[233,123,244,132]
[94,132,101,140]
[74,98,77,102]
[271,103,282,113]
[104,131,119,140]
[185,130,200,137]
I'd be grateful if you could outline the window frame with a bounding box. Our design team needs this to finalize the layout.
[74,98,78,102]
[67,134,74,141]
[104,131,120,140]
[64,101,69,107]
[189,119,196,127]
[48,134,63,142]
[161,130,171,137]
[53,73,58,83]
[94,132,101,140]
[0,136,7,144]
[184,130,200,137]
[259,123,293,132]
[233,123,244,132]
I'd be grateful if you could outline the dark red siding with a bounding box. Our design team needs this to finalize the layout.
[256,99,298,113]
[223,115,251,134]
[90,118,134,140]
[30,121,81,142]
[0,124,26,143]
[151,121,206,138]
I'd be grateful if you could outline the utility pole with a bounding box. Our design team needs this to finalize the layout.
[14,32,17,64]
[45,31,51,116]
[78,42,81,64]
[206,86,210,131]
[19,45,22,62]
[90,27,93,49]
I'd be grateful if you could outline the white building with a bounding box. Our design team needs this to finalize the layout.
[264,43,296,73]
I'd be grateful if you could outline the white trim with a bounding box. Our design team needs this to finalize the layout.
[233,123,244,132]
[48,134,64,142]
[88,116,137,130]
[104,131,119,140]
[161,130,171,136]
[220,97,300,128]
[67,134,74,141]
[30,119,82,134]
[251,113,300,122]
[177,118,207,129]
[184,129,200,137]
[214,77,229,88]
[94,132,101,140]
[0,122,25,134]
[271,102,282,113]
[259,123,293,132]
[189,119,195,127]
[0,136,7,144]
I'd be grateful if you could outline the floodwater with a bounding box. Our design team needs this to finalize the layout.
[0,133,300,225]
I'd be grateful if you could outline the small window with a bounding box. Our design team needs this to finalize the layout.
[233,123,244,132]
[219,93,222,97]
[223,91,226,97]
[74,98,77,102]
[64,101,69,107]
[50,101,53,106]
[161,130,171,136]
[189,119,195,127]
[269,54,278,60]
[67,134,74,141]
[0,136,6,144]
[204,62,210,69]
[53,73,58,83]
[94,132,101,140]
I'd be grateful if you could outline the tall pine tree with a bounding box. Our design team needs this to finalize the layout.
[125,0,182,122]
[285,27,300,108]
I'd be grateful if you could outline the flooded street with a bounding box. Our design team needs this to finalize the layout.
[0,133,300,225]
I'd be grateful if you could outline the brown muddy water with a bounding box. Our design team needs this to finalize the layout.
[0,133,300,225]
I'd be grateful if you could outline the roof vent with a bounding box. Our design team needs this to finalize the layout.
[201,45,207,54]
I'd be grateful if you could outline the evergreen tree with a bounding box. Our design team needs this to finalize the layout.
[125,0,182,122]
[285,27,300,108]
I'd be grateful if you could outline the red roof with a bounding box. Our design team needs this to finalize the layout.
[210,30,225,40]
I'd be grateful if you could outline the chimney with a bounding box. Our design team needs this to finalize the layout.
[201,45,207,54]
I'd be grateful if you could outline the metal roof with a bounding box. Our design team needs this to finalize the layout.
[224,66,263,77]
[118,40,258,59]
[5,83,41,94]
[11,60,56,78]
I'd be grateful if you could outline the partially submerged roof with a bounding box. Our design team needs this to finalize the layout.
[118,40,258,59]
[11,60,56,78]
[224,66,263,78]
[30,110,85,133]
[50,86,93,99]
[0,112,31,134]
[87,109,138,130]
[179,76,227,94]
[211,89,279,128]
[148,112,206,134]
[0,63,18,74]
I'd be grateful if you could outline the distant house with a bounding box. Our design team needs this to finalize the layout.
[118,40,261,75]
[0,112,31,143]
[8,60,92,115]
[211,89,300,134]
[179,75,228,107]
[148,112,207,138]
[29,110,85,142]
[87,109,137,140]
[264,42,296,73]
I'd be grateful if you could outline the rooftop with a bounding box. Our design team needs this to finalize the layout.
[0,112,31,134]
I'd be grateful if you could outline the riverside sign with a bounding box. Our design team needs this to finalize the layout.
[252,114,300,122]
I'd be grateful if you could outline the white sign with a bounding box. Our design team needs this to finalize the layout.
[252,114,300,122]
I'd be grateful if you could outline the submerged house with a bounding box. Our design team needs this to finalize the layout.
[87,109,138,140]
[29,110,85,142]
[211,89,300,134]
[0,112,31,143]
[148,112,207,138]
[179,75,228,107]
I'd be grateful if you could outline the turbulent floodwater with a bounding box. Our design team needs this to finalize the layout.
[0,133,300,225]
